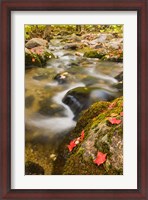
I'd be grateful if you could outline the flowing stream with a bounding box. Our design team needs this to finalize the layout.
[25,37,123,174]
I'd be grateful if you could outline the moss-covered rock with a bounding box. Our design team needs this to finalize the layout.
[63,97,123,175]
[83,50,105,59]
[25,47,42,67]
[25,46,55,68]
[53,97,123,175]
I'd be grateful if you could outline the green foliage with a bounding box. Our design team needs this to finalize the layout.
[25,25,46,40]
[25,24,123,40]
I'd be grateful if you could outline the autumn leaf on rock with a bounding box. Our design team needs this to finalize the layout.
[108,117,121,125]
[94,151,107,166]
[67,130,85,152]
[67,139,77,152]
[80,130,85,141]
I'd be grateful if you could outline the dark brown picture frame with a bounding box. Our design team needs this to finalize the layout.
[0,0,148,199]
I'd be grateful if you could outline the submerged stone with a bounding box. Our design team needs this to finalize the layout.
[25,46,55,68]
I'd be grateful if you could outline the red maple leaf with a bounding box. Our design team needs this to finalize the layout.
[108,117,121,125]
[67,139,77,152]
[80,130,85,141]
[67,130,85,152]
[94,151,107,166]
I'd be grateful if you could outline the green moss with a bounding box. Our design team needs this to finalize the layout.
[53,96,123,175]
[25,52,42,67]
[25,50,55,68]
[38,51,55,66]
[73,101,110,135]
[83,50,105,59]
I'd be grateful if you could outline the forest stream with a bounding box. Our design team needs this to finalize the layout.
[25,26,123,175]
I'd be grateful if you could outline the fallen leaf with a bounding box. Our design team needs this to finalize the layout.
[94,151,107,166]
[108,117,121,125]
[120,112,123,116]
[75,137,81,144]
[67,139,77,152]
[67,130,85,152]
[80,130,85,141]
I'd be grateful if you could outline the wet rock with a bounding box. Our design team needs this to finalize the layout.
[115,71,123,82]
[25,47,42,67]
[113,72,123,92]
[25,38,49,49]
[94,33,113,43]
[83,50,105,59]
[25,95,35,108]
[25,46,55,68]
[113,82,123,93]
[62,87,90,118]
[107,38,123,50]
[54,72,74,84]
[25,161,44,175]
[63,43,80,50]
[62,87,117,120]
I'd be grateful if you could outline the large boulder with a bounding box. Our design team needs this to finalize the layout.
[25,46,55,68]
[90,34,114,44]
[25,38,49,49]
[53,97,123,175]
